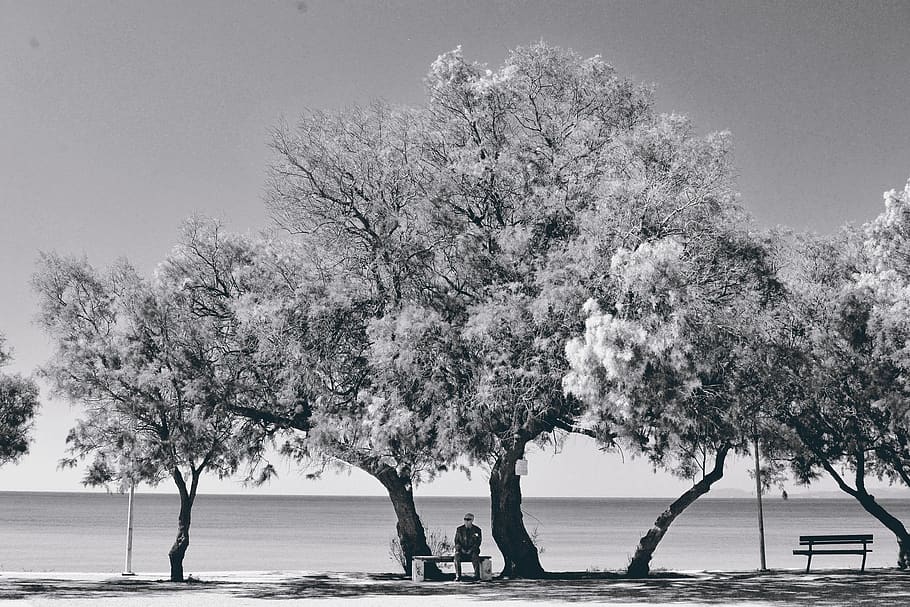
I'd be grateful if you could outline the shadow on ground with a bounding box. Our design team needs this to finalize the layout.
[2,569,910,605]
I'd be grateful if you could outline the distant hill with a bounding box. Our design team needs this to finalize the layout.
[706,487,910,499]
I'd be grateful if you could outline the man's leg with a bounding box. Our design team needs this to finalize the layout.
[453,552,463,580]
[471,550,481,580]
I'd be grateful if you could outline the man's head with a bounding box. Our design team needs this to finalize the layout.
[463,513,475,527]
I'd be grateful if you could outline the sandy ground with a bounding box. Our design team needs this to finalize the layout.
[2,569,910,606]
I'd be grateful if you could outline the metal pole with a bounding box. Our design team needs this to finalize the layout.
[122,482,136,576]
[754,437,767,571]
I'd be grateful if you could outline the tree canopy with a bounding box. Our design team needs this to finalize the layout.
[0,334,40,467]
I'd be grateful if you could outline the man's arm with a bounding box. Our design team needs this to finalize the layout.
[454,526,464,551]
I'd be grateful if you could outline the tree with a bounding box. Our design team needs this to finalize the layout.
[157,221,467,578]
[0,334,40,467]
[416,43,653,578]
[564,234,782,575]
[560,101,783,575]
[770,179,910,568]
[33,253,270,582]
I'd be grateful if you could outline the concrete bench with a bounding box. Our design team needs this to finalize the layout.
[412,554,494,582]
[793,533,873,572]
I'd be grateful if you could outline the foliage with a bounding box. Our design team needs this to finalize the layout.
[561,119,781,479]
[32,252,270,490]
[417,43,660,464]
[158,220,469,488]
[0,334,40,466]
[389,527,455,571]
[266,99,474,479]
[775,220,910,490]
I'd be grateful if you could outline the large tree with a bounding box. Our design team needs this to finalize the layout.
[411,43,654,577]
[33,253,269,581]
[0,334,40,467]
[269,42,775,579]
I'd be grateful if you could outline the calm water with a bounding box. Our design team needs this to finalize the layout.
[1,492,907,574]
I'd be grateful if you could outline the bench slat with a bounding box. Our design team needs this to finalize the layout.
[412,555,493,562]
[799,534,873,543]
[793,549,873,555]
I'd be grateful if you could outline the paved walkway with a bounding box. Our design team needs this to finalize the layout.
[1,569,909,606]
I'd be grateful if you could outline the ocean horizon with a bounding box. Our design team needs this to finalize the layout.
[2,491,908,575]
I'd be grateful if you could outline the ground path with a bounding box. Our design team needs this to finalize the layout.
[1,569,908,606]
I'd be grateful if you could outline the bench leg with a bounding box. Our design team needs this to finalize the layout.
[861,551,867,572]
[805,553,812,574]
[412,559,425,583]
[480,559,493,581]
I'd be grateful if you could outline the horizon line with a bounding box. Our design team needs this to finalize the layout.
[1,489,897,499]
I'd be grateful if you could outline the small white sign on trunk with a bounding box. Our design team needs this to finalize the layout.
[515,458,528,475]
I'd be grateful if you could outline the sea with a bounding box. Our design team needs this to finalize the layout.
[1,492,907,574]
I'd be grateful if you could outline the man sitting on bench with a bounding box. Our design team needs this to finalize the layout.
[454,512,482,581]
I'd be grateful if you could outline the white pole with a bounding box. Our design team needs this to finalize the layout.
[122,482,136,576]
[754,437,767,571]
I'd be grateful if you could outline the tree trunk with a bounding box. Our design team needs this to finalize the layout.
[627,445,730,578]
[168,468,198,582]
[489,439,546,578]
[796,429,910,570]
[373,465,441,579]
[815,453,910,570]
[852,489,910,569]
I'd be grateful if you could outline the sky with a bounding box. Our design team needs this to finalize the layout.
[1,0,909,498]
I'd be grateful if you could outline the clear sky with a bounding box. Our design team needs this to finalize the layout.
[1,0,909,497]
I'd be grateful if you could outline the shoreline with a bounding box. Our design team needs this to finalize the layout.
[2,568,909,606]
[3,489,910,500]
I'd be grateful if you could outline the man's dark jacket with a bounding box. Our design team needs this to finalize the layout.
[455,524,482,554]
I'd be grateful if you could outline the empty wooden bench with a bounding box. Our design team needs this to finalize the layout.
[793,534,873,572]
[412,555,494,582]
